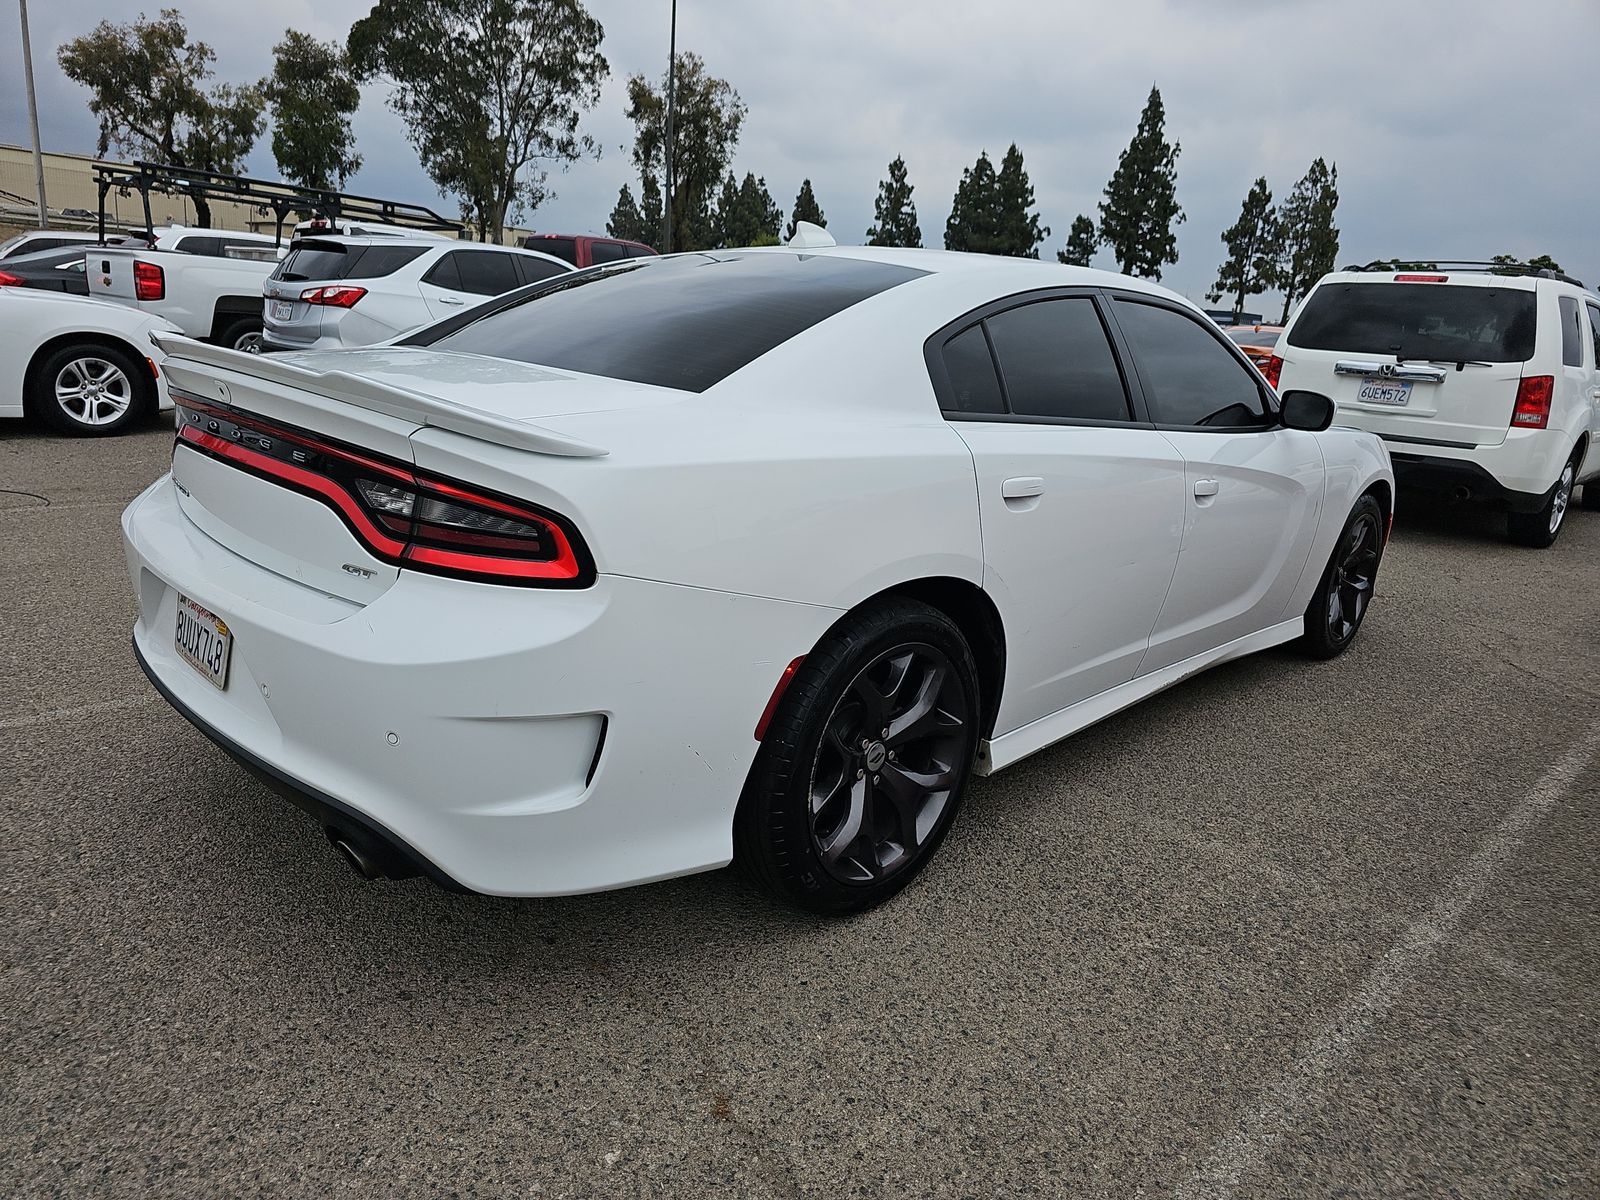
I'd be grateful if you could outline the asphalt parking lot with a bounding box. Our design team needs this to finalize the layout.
[4,417,1597,1199]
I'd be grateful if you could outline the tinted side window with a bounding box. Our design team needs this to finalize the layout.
[346,245,427,279]
[1587,304,1600,369]
[1558,296,1583,368]
[1114,300,1271,429]
[422,252,463,291]
[625,245,657,259]
[175,236,218,256]
[455,251,521,296]
[590,240,627,264]
[940,324,1005,415]
[985,298,1131,422]
[516,255,568,285]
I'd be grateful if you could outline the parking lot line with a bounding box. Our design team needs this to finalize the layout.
[1176,728,1600,1200]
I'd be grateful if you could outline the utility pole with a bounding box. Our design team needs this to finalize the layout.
[660,0,676,254]
[19,0,49,228]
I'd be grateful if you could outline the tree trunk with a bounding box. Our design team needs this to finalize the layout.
[189,189,213,229]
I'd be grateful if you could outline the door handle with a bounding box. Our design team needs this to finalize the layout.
[1002,477,1045,500]
[439,296,466,306]
[1193,478,1220,498]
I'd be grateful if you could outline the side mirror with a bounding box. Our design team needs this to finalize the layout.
[1280,390,1335,432]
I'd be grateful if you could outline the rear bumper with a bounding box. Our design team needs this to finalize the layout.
[1388,453,1550,512]
[123,474,837,896]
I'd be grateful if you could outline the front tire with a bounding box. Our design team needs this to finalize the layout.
[734,599,981,915]
[1508,458,1577,547]
[30,343,152,436]
[1300,495,1385,659]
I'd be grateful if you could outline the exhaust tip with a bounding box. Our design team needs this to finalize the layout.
[327,829,383,881]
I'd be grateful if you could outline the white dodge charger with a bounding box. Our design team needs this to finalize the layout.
[122,244,1394,913]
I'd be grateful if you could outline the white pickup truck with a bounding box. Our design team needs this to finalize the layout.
[86,225,285,352]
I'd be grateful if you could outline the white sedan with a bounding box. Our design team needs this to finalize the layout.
[1,287,178,435]
[121,244,1394,913]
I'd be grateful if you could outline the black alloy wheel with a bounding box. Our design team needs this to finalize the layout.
[1301,494,1385,659]
[735,599,980,914]
[808,643,970,886]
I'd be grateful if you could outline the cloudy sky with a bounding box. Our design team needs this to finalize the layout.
[4,0,1597,308]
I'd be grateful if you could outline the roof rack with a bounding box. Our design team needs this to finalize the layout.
[1341,259,1586,288]
[92,162,464,247]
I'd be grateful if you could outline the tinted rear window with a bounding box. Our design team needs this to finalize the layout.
[1288,282,1537,363]
[525,236,578,265]
[277,241,426,282]
[417,252,926,392]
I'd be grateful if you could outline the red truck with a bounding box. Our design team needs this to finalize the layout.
[519,233,657,267]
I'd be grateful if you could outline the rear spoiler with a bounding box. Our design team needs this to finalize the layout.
[149,333,607,459]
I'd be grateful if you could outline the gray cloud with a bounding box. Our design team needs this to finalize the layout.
[5,0,1597,304]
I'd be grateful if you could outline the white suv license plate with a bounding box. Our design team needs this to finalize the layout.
[175,595,232,690]
[270,300,294,322]
[1357,378,1412,406]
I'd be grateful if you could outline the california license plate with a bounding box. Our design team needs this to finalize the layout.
[1357,378,1412,406]
[175,594,232,690]
[271,300,294,322]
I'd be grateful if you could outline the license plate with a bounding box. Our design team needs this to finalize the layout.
[270,300,294,322]
[1356,378,1412,406]
[175,594,232,690]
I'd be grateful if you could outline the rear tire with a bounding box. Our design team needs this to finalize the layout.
[215,317,264,354]
[734,599,981,915]
[1300,495,1385,660]
[1507,457,1576,548]
[30,343,152,437]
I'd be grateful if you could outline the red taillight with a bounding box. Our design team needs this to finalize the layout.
[0,270,22,286]
[754,657,806,741]
[1511,375,1553,429]
[172,395,591,586]
[1263,354,1284,389]
[1394,274,1448,283]
[133,260,165,300]
[300,284,367,308]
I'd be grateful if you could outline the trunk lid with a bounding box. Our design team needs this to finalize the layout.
[1279,276,1539,448]
[155,340,649,603]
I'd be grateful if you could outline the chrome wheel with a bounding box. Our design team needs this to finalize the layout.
[1327,510,1381,644]
[1548,463,1574,536]
[54,357,133,427]
[808,643,972,886]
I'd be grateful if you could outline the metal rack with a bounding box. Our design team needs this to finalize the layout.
[1342,259,1586,288]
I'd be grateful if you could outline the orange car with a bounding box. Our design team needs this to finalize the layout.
[1222,323,1284,369]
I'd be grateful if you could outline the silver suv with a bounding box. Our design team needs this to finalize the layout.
[260,236,572,352]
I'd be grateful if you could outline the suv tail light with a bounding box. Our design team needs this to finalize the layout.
[1262,354,1284,389]
[133,260,165,301]
[1511,375,1553,429]
[172,395,592,586]
[300,284,367,308]
[1394,274,1449,283]
[0,270,22,287]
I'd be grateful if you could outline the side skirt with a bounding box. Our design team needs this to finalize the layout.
[975,616,1304,776]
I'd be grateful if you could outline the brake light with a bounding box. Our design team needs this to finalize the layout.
[1263,354,1284,389]
[300,285,367,308]
[172,395,592,586]
[133,260,164,300]
[1511,375,1553,429]
[1394,274,1448,283]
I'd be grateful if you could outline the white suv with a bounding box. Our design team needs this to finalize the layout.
[1274,263,1600,547]
[260,236,572,352]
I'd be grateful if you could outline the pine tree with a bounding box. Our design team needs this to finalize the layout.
[944,151,1001,253]
[639,174,663,247]
[713,173,741,247]
[606,183,649,245]
[866,155,922,247]
[1057,215,1097,266]
[1207,177,1278,320]
[716,171,782,247]
[1098,86,1184,278]
[1274,158,1339,321]
[993,143,1048,257]
[786,178,826,239]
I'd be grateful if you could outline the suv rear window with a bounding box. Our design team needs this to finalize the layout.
[276,241,427,282]
[1288,282,1537,363]
[415,252,926,392]
[525,236,578,265]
